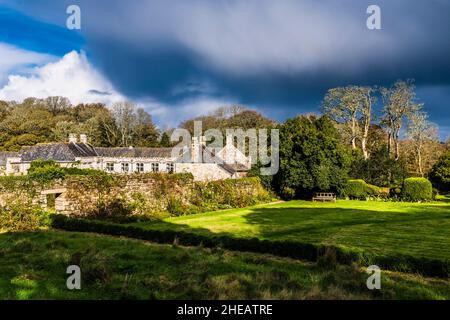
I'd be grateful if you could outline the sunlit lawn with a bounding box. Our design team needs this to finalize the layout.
[128,198,450,261]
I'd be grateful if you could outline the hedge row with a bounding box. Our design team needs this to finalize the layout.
[52,215,449,278]
[342,180,386,200]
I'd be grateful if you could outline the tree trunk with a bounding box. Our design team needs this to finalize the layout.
[387,132,392,156]
[394,138,400,161]
[417,143,423,177]
[361,138,368,160]
[351,116,357,149]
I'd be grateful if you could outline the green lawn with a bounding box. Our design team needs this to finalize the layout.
[128,198,450,261]
[1,230,449,300]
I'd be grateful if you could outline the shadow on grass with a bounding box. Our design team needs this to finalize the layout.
[241,204,450,240]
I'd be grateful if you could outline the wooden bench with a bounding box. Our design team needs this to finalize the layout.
[312,192,336,202]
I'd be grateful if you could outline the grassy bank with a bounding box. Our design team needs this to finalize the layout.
[0,231,449,300]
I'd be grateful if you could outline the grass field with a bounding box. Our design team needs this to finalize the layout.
[128,198,450,261]
[1,230,449,300]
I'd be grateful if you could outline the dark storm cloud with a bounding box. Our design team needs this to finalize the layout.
[2,0,450,136]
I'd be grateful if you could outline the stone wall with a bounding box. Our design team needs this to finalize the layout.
[0,173,270,217]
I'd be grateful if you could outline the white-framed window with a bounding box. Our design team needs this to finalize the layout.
[106,162,114,172]
[121,163,129,173]
[151,163,159,172]
[136,163,144,173]
[166,163,175,173]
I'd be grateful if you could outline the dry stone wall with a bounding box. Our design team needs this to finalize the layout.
[0,173,270,217]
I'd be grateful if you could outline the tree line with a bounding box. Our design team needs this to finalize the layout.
[0,81,448,193]
[0,97,161,150]
[321,80,445,178]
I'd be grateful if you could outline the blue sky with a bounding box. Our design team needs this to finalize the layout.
[0,0,449,139]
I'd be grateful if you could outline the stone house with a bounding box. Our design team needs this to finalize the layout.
[0,134,250,181]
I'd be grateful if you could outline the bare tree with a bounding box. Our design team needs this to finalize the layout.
[321,86,376,158]
[322,86,362,150]
[359,87,376,159]
[381,80,419,160]
[406,109,438,176]
[112,101,137,147]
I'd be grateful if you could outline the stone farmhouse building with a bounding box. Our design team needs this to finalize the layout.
[0,134,251,181]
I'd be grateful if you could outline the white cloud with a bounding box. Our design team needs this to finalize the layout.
[0,50,125,105]
[0,42,55,84]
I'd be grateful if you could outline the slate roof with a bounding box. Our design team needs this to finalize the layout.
[3,142,249,174]
[0,152,19,166]
[95,147,174,158]
[20,143,98,162]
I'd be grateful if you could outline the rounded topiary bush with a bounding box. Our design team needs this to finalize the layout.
[402,178,433,202]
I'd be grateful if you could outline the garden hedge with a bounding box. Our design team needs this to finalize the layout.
[402,178,433,202]
[342,179,384,200]
[51,215,449,278]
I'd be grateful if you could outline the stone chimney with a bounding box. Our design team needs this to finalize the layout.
[79,134,88,144]
[69,133,77,143]
[191,136,201,163]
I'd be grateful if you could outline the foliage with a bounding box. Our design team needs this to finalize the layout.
[0,97,164,151]
[275,115,351,199]
[0,200,50,232]
[429,152,450,192]
[401,177,433,202]
[191,177,271,212]
[180,105,275,135]
[27,160,110,184]
[342,179,383,200]
[247,161,273,191]
[350,146,407,187]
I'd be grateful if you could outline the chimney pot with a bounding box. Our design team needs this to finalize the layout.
[80,134,88,144]
[69,133,77,143]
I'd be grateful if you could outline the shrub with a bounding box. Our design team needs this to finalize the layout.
[0,200,50,231]
[95,198,135,222]
[401,178,433,202]
[429,152,450,192]
[281,187,296,200]
[342,180,382,200]
[166,197,186,216]
[27,160,110,184]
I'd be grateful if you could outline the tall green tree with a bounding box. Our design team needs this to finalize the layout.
[275,115,351,198]
[429,152,450,192]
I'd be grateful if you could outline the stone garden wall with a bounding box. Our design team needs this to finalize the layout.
[0,173,270,217]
